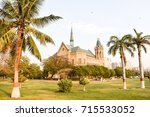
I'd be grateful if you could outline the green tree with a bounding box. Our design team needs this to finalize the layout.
[144,71,150,81]
[19,56,42,79]
[101,66,110,78]
[68,66,83,79]
[0,0,62,98]
[132,29,150,88]
[107,35,135,89]
[115,67,135,78]
[43,56,71,79]
[114,67,123,77]
[20,56,30,77]
[126,69,135,78]
[28,63,42,79]
[109,69,116,77]
[79,78,90,91]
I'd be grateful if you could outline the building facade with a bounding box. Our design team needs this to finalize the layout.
[56,27,104,66]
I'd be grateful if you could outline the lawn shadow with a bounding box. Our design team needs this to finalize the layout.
[0,88,10,97]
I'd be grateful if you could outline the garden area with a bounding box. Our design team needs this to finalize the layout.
[0,78,150,100]
[0,0,150,100]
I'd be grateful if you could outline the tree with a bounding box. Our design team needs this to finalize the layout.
[20,56,42,79]
[101,66,110,78]
[115,67,135,78]
[0,59,13,79]
[132,29,150,88]
[144,71,150,81]
[20,56,30,77]
[107,35,135,89]
[109,69,116,78]
[114,67,123,77]
[79,78,90,92]
[0,0,62,98]
[43,56,71,79]
[126,69,135,78]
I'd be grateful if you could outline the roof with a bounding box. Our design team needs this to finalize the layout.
[66,45,95,57]
[96,38,103,48]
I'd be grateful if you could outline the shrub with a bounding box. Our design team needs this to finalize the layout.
[57,78,73,92]
[79,78,90,91]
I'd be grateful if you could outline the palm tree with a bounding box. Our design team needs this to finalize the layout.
[132,29,150,88]
[0,0,62,98]
[107,35,135,89]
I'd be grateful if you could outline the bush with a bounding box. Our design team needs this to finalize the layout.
[57,78,73,92]
[79,78,90,91]
[79,78,90,85]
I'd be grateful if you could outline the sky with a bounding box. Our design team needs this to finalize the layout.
[24,0,150,68]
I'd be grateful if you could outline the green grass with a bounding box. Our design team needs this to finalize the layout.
[0,79,150,100]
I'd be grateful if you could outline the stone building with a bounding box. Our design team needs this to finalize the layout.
[55,27,104,66]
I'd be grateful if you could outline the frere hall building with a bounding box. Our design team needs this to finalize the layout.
[55,27,104,66]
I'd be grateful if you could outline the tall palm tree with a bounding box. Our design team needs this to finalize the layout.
[107,35,135,89]
[132,29,150,88]
[0,0,62,98]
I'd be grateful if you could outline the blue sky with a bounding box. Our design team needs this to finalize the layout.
[24,0,150,68]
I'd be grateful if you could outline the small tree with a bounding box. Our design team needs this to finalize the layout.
[79,78,90,91]
[57,78,73,92]
[43,56,71,79]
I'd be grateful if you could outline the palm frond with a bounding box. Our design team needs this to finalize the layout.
[142,39,150,45]
[9,39,17,58]
[0,8,15,19]
[0,28,16,49]
[141,45,147,53]
[122,34,132,42]
[25,26,54,45]
[0,19,9,25]
[133,29,138,36]
[31,14,62,27]
[16,0,22,16]
[0,28,16,55]
[22,38,26,52]
[133,29,143,37]
[1,0,19,19]
[26,35,42,61]
[107,40,116,47]
[126,47,134,57]
[143,35,150,39]
[108,45,118,56]
[24,0,44,18]
[110,36,119,41]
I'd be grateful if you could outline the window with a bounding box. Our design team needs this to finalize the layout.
[84,59,86,64]
[72,59,74,65]
[78,58,82,64]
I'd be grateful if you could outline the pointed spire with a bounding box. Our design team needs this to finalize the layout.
[70,26,74,47]
[96,38,101,47]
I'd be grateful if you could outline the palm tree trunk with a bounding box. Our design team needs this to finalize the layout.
[11,28,23,98]
[138,47,145,88]
[121,55,127,89]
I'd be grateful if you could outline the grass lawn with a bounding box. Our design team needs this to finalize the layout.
[0,78,150,100]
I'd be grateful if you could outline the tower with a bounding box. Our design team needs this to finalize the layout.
[70,27,74,47]
[95,38,104,64]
